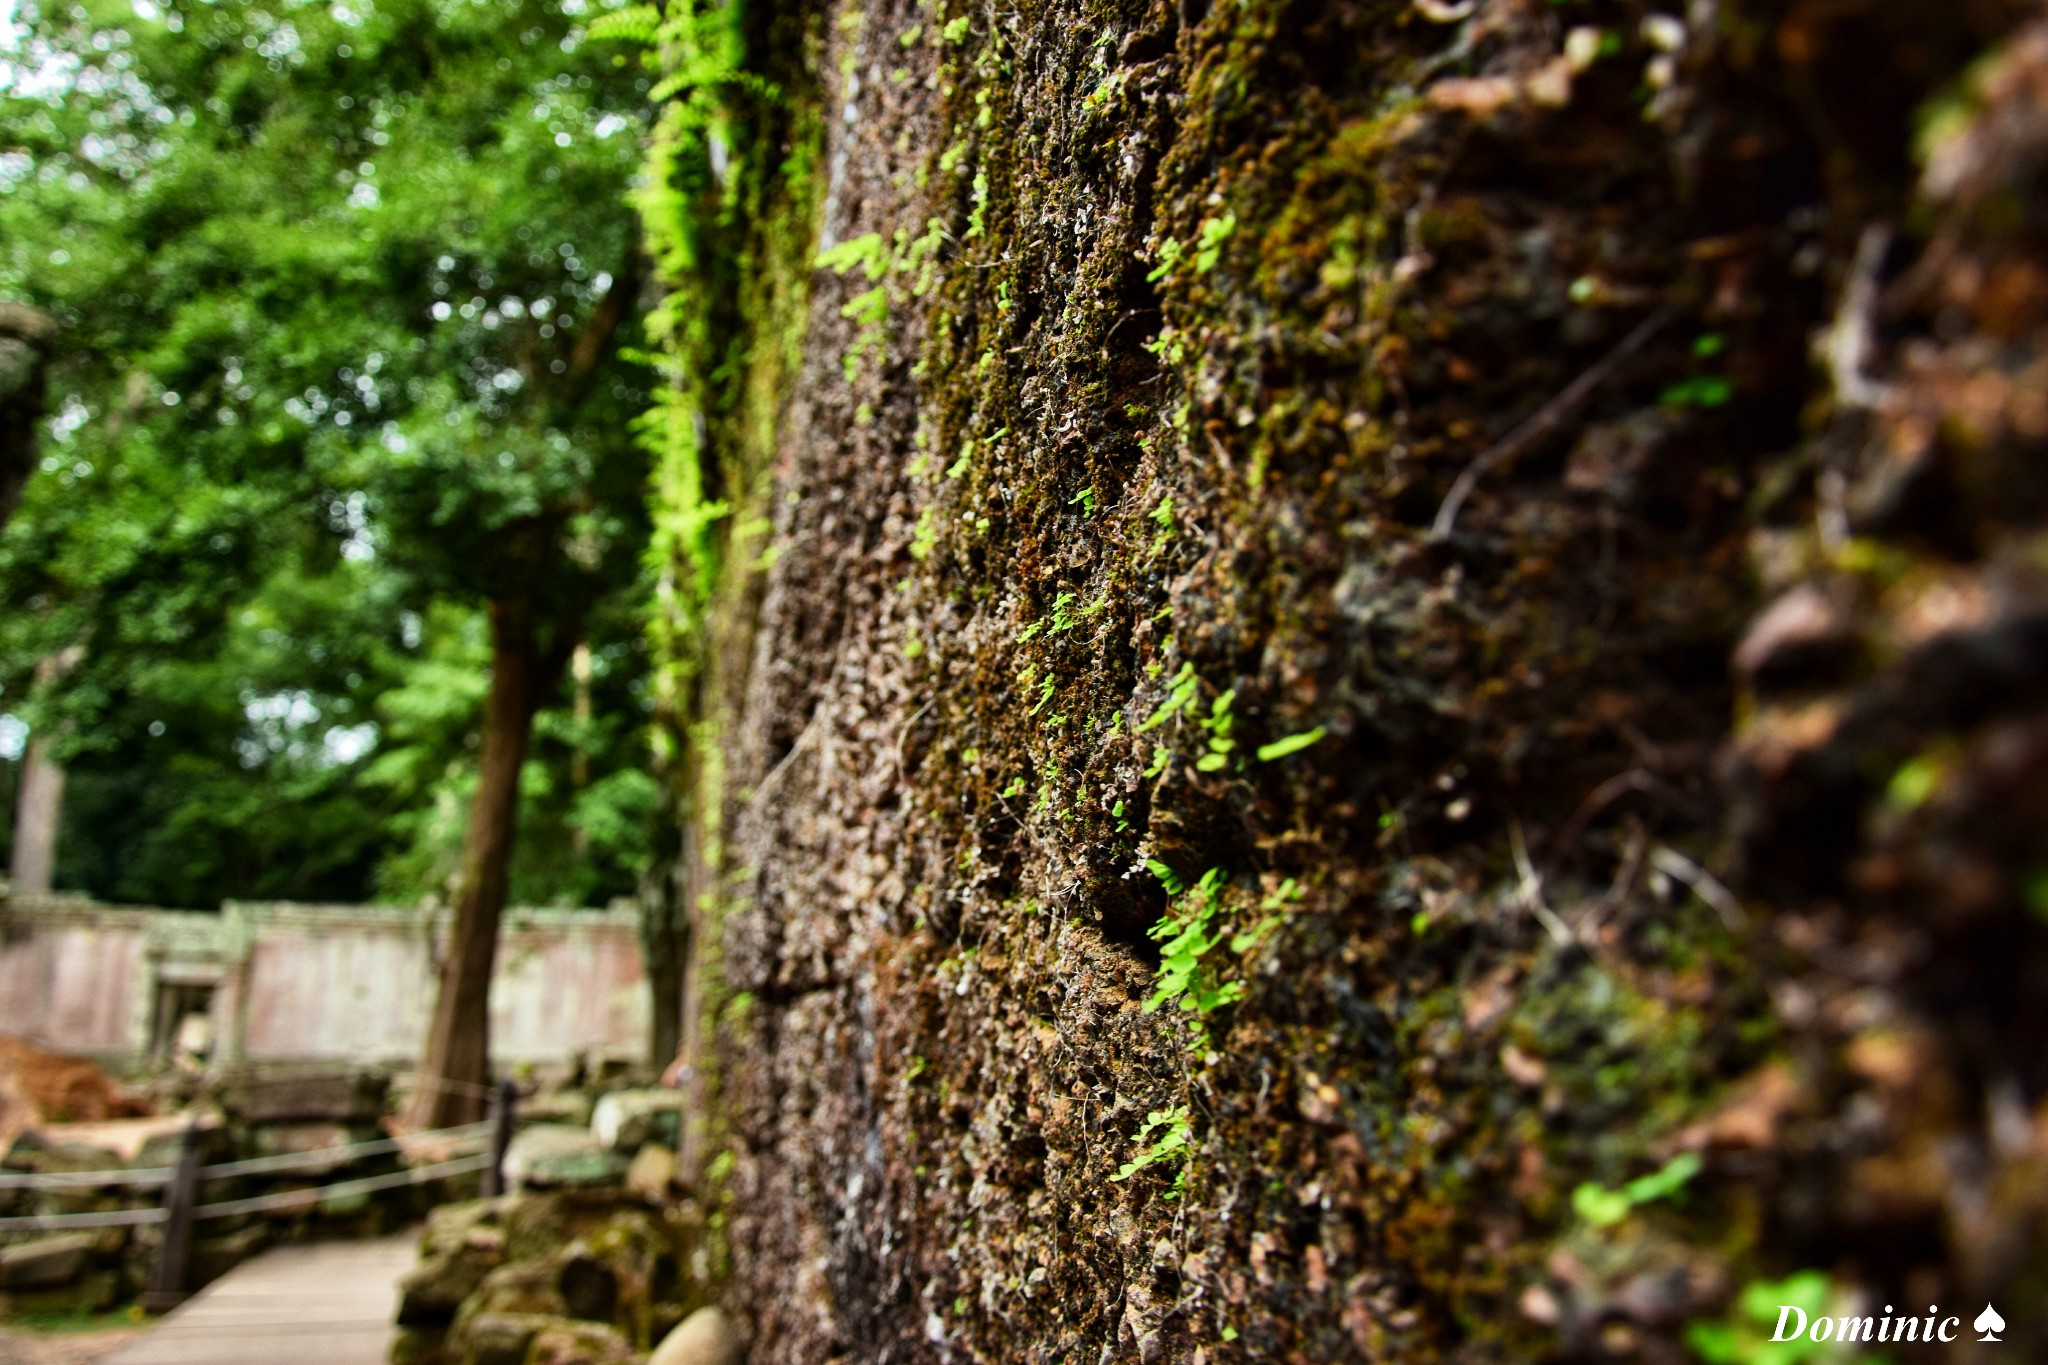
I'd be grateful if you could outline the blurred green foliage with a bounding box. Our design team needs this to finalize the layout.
[0,0,658,908]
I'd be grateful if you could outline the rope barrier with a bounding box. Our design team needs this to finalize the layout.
[197,1121,493,1181]
[191,1152,492,1221]
[0,1149,492,1231]
[0,1120,492,1194]
[0,1206,169,1232]
[0,1166,172,1191]
[402,1072,500,1099]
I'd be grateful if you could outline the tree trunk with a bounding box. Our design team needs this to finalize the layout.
[8,735,63,894]
[9,646,84,894]
[413,598,541,1128]
[0,304,58,533]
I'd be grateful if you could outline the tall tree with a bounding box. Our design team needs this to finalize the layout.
[0,302,56,533]
[0,0,652,1116]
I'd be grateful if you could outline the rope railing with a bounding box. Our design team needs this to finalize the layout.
[191,1152,494,1221]
[0,1205,170,1232]
[0,1165,172,1191]
[0,1128,490,1233]
[195,1120,493,1181]
[1,1076,520,1318]
[403,1072,500,1100]
[0,1119,494,1195]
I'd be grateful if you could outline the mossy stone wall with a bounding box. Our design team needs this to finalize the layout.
[657,0,2048,1358]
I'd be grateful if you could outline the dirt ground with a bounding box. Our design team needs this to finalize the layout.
[0,1322,146,1365]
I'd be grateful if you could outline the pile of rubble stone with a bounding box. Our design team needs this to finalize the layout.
[393,1088,741,1365]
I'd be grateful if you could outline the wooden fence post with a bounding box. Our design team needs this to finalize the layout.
[143,1121,203,1313]
[482,1078,517,1198]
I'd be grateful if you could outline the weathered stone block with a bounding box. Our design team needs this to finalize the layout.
[467,1259,568,1321]
[0,1268,119,1317]
[590,1091,684,1153]
[7,1138,123,1179]
[217,1069,388,1124]
[133,1124,233,1171]
[556,1244,618,1323]
[524,1319,635,1365]
[398,1246,499,1325]
[517,1091,594,1129]
[462,1310,553,1365]
[625,1144,676,1202]
[389,1323,455,1365]
[504,1126,629,1191]
[0,1231,95,1288]
[648,1307,743,1365]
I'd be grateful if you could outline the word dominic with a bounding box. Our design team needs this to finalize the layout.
[1770,1302,2004,1346]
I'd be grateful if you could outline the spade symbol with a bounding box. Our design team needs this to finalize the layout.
[1975,1303,2005,1341]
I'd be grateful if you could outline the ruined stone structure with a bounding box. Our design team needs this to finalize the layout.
[0,895,646,1072]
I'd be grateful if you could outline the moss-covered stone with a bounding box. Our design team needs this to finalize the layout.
[640,0,2048,1358]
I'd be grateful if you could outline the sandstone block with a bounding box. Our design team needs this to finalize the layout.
[649,1306,743,1365]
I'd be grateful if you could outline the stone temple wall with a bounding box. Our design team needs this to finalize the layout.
[0,895,647,1071]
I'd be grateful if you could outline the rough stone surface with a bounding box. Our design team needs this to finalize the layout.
[625,1144,676,1202]
[216,1070,387,1125]
[398,1200,509,1326]
[0,1232,95,1289]
[463,1310,553,1365]
[396,1187,701,1364]
[518,1091,596,1129]
[523,1320,636,1365]
[590,1091,685,1154]
[652,0,2048,1358]
[504,1126,630,1191]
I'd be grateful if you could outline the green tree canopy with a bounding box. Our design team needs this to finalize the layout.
[0,0,656,942]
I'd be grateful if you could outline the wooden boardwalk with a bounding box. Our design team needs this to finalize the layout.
[104,1233,417,1365]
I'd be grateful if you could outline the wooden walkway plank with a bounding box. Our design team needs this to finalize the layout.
[103,1232,417,1365]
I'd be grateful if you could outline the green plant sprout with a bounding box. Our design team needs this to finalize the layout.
[965,169,989,239]
[816,231,887,280]
[1139,662,1198,732]
[1256,726,1325,762]
[1196,688,1236,772]
[1145,237,1184,284]
[1684,1272,1844,1365]
[909,506,938,561]
[1192,211,1236,274]
[816,232,891,381]
[1000,776,1026,799]
[1144,745,1170,779]
[1144,867,1245,1023]
[1660,374,1733,409]
[1229,877,1301,953]
[1111,1104,1193,1193]
[1885,754,1940,810]
[1572,1151,1702,1227]
[1068,486,1097,516]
